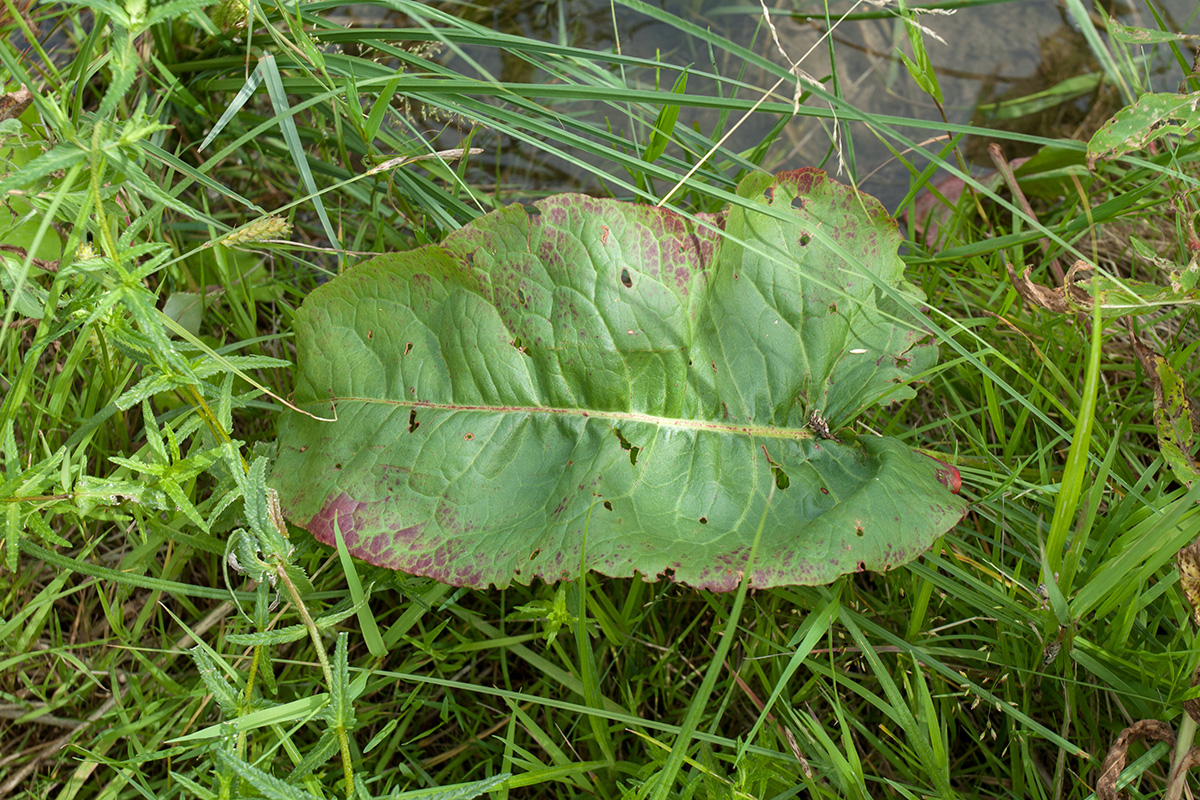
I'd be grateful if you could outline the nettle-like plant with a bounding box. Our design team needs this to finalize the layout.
[271,169,966,590]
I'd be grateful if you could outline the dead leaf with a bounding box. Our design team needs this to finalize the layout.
[1165,746,1200,800]
[1180,537,1200,629]
[1006,260,1097,314]
[1185,662,1200,724]
[1097,719,1176,800]
[1006,262,1071,313]
[0,88,32,123]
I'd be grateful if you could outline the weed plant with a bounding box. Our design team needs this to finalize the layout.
[2,0,1200,798]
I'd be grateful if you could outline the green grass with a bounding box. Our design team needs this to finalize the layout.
[3,0,1200,797]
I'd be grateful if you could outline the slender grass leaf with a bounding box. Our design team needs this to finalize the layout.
[1062,0,1133,103]
[258,54,340,251]
[390,773,512,798]
[334,520,387,657]
[643,69,688,164]
[170,694,330,743]
[198,60,265,152]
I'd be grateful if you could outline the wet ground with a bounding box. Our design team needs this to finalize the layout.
[358,0,1200,211]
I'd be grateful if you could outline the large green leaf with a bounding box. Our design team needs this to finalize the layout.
[271,170,966,590]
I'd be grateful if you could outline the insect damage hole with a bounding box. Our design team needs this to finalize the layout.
[612,428,641,466]
[403,342,413,356]
[620,268,632,288]
[760,445,789,490]
[408,410,420,433]
[772,465,790,490]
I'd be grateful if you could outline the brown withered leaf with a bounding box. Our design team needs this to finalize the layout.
[1097,719,1176,800]
[1185,662,1200,725]
[1006,262,1071,313]
[1006,260,1096,314]
[0,88,32,123]
[1007,259,1186,317]
[1178,539,1200,631]
[1165,746,1200,800]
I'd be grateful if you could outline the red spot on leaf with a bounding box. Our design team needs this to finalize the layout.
[922,454,962,494]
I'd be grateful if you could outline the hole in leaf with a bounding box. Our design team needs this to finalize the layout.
[855,525,865,538]
[857,561,866,572]
[799,234,811,247]
[791,196,805,210]
[529,549,541,561]
[620,268,632,288]
[613,428,642,465]
[367,329,373,340]
[403,342,413,356]
[603,501,613,511]
[762,188,773,201]
[512,336,523,350]
[464,433,474,440]
[408,410,420,433]
[699,516,708,524]
[771,464,790,490]
[518,288,526,304]
[828,302,837,314]
[334,463,342,470]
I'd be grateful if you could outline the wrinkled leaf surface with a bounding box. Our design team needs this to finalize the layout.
[1087,91,1200,169]
[272,170,966,590]
[1132,335,1200,489]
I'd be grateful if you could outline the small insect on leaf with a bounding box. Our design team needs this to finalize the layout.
[809,411,834,440]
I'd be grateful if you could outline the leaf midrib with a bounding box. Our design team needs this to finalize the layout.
[313,396,818,441]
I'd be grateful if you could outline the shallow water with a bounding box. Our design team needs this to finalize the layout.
[398,0,1200,211]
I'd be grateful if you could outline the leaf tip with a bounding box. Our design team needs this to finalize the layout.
[922,454,962,494]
